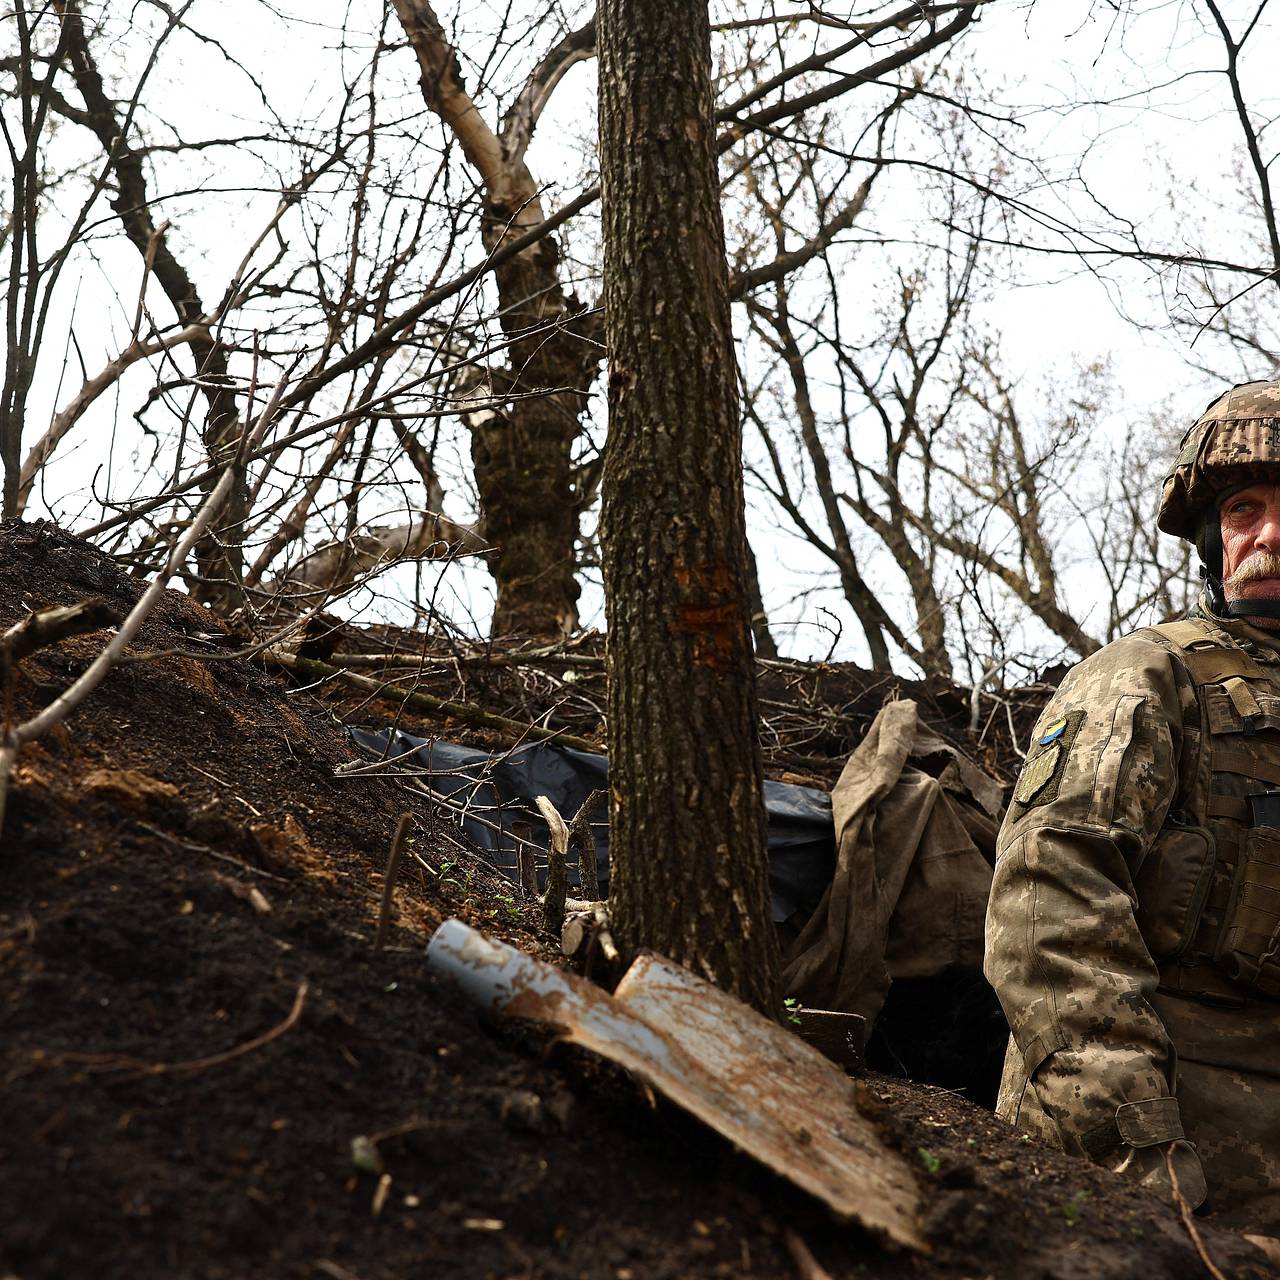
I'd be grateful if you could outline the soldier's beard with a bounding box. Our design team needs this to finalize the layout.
[1224,552,1280,626]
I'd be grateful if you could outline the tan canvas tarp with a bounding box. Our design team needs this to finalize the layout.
[780,698,1000,1023]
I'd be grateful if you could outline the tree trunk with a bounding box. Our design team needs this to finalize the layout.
[597,0,781,1015]
[57,0,244,608]
[468,294,589,639]
[392,0,600,638]
[745,539,779,659]
[770,304,896,669]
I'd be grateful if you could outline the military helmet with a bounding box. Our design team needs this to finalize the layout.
[1158,379,1280,540]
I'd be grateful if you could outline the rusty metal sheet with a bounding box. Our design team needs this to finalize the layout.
[425,919,926,1251]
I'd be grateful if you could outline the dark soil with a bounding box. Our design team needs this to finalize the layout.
[0,519,1272,1280]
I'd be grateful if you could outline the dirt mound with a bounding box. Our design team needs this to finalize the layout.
[0,519,1270,1279]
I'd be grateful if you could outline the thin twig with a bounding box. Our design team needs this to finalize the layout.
[374,812,411,952]
[59,979,309,1078]
[0,367,293,837]
[398,776,544,855]
[783,1229,834,1280]
[1165,1147,1228,1280]
[134,820,293,883]
[270,650,598,753]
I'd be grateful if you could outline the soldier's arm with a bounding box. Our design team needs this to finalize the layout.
[984,634,1205,1196]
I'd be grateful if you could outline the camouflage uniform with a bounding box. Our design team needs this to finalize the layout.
[986,383,1280,1234]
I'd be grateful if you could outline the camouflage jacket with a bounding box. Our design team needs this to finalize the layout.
[986,604,1280,1227]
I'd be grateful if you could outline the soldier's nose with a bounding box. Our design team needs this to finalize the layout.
[1256,503,1280,553]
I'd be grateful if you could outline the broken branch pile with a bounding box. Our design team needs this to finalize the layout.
[268,619,1055,787]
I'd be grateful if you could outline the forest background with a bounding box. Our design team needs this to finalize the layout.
[4,0,1277,691]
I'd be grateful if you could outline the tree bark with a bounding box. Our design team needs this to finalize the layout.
[597,0,781,1014]
[392,0,601,638]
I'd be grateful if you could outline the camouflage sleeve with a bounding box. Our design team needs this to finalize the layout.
[984,633,1192,1162]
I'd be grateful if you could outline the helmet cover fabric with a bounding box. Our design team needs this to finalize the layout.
[1159,380,1280,540]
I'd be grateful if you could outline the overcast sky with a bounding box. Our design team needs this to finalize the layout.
[12,0,1276,669]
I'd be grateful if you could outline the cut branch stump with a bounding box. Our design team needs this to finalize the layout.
[535,795,569,936]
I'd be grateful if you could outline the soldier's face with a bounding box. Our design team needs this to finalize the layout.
[1221,483,1280,624]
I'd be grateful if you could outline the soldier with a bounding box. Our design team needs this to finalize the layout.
[985,379,1280,1234]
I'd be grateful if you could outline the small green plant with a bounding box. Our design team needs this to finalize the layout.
[1061,1190,1089,1226]
[917,1148,941,1175]
[782,996,803,1026]
[478,894,522,925]
[427,858,467,893]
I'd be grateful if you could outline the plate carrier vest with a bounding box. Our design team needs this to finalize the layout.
[1140,616,1280,1005]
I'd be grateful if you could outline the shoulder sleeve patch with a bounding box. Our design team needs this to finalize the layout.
[1013,709,1085,807]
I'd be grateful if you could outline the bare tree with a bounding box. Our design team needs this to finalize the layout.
[22,0,1207,688]
[738,121,1195,677]
[390,1,602,638]
[737,101,987,675]
[54,0,250,605]
[384,0,985,639]
[3,1,499,629]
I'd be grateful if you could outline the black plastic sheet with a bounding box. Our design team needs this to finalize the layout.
[348,726,835,922]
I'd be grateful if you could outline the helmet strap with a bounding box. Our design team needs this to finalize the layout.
[1200,512,1280,619]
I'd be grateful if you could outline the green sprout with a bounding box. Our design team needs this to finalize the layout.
[1061,1190,1089,1226]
